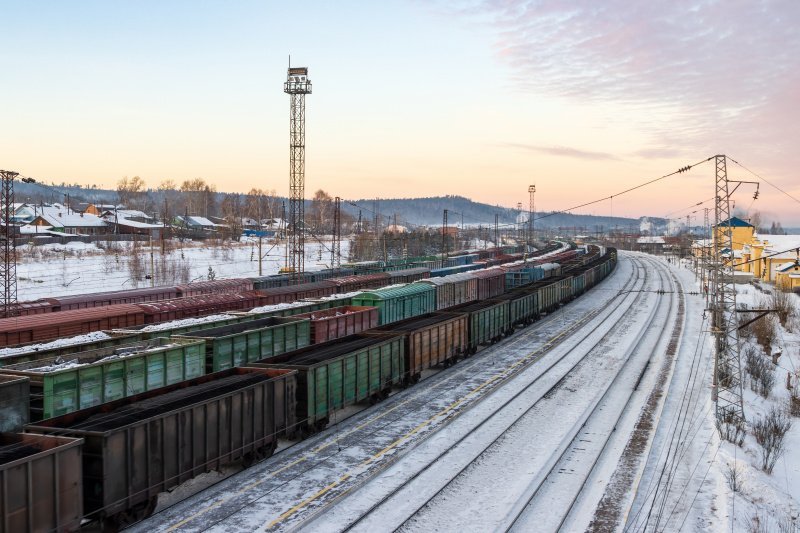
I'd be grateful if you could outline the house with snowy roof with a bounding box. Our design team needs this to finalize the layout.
[775,259,800,291]
[102,210,163,238]
[29,208,108,235]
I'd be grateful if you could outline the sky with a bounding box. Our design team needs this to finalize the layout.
[1,0,799,224]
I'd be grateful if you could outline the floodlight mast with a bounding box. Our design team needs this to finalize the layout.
[284,65,312,284]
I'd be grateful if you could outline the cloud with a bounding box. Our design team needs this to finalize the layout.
[435,1,800,161]
[504,142,619,160]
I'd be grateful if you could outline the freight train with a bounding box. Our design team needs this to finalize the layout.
[0,244,614,531]
[0,244,571,347]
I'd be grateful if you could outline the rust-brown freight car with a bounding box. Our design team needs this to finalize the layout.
[0,305,146,347]
[175,279,254,297]
[0,432,83,533]
[295,306,379,343]
[327,273,391,293]
[366,312,468,383]
[257,281,337,305]
[136,292,262,323]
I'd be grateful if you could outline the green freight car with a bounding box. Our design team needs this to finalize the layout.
[444,299,511,354]
[489,287,540,328]
[253,333,405,434]
[2,337,205,419]
[0,331,144,368]
[351,284,436,325]
[176,316,311,372]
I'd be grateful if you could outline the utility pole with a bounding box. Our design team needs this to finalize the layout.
[702,207,710,297]
[332,196,341,268]
[710,155,745,443]
[517,202,523,243]
[1,170,19,318]
[442,209,449,258]
[494,213,499,246]
[528,184,536,251]
[284,61,312,284]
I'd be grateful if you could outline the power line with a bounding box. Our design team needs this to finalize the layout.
[729,157,800,206]
[534,157,713,223]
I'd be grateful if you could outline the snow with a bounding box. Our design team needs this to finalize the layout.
[14,238,350,300]
[0,331,112,358]
[138,314,235,332]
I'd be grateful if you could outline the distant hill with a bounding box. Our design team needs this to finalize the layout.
[12,181,659,233]
[345,196,656,231]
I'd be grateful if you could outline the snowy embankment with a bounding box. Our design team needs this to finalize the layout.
[625,257,799,533]
[716,281,800,531]
[15,238,349,300]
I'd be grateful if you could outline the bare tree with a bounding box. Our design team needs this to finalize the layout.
[751,407,792,474]
[117,176,147,211]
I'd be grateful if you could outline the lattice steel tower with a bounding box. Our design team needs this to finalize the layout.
[528,184,536,250]
[711,155,745,442]
[284,64,312,283]
[1,170,18,318]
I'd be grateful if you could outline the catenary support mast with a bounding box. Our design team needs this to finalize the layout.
[711,155,746,442]
[0,170,18,318]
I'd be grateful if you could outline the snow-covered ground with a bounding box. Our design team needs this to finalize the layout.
[625,256,800,533]
[15,238,350,300]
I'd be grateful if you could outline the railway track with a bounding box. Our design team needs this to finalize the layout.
[299,256,679,533]
[506,260,686,532]
[133,254,632,532]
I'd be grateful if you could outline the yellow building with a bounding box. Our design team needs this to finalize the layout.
[776,260,800,291]
[714,216,754,251]
[741,234,800,284]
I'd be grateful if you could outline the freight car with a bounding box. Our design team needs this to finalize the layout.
[327,273,391,293]
[2,338,206,420]
[294,306,379,344]
[0,375,29,432]
[365,312,468,382]
[46,286,181,311]
[175,279,254,297]
[444,299,510,353]
[27,367,297,529]
[417,272,479,310]
[351,284,437,325]
[258,281,338,305]
[137,292,263,323]
[0,305,146,347]
[175,316,311,372]
[387,267,430,284]
[0,432,83,532]
[1,247,616,531]
[253,334,405,435]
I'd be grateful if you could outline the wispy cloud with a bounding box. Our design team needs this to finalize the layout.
[504,142,619,160]
[434,1,800,164]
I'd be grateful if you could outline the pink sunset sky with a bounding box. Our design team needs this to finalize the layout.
[2,1,798,224]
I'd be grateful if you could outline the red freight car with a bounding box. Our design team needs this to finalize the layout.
[327,273,391,293]
[294,306,379,343]
[136,292,262,323]
[387,267,430,284]
[47,286,180,311]
[472,267,506,300]
[5,299,54,316]
[175,279,254,298]
[0,305,146,347]
[257,281,337,305]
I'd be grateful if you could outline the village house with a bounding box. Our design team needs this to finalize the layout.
[29,208,108,235]
[102,209,163,238]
